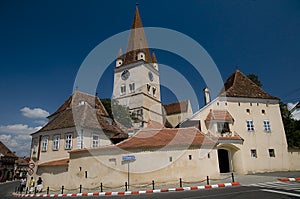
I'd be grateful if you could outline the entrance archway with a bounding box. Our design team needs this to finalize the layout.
[218,149,230,173]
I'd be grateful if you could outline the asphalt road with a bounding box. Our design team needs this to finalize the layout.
[2,180,300,199]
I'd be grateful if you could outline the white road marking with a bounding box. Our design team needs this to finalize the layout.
[261,189,300,197]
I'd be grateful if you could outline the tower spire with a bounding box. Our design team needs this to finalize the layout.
[123,6,152,65]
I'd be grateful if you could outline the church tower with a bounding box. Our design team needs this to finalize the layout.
[113,6,163,128]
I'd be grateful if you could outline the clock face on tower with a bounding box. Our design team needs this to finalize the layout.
[121,70,130,80]
[148,71,154,82]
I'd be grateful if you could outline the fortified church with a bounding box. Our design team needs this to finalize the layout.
[27,6,300,190]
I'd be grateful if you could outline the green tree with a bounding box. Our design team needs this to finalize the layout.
[247,74,263,87]
[101,98,133,128]
[280,102,300,148]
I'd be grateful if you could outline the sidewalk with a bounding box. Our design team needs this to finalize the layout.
[14,171,300,197]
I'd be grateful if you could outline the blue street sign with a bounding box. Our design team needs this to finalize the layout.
[122,155,136,161]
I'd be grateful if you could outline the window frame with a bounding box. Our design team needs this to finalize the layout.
[263,120,271,132]
[41,136,49,152]
[77,130,84,149]
[250,149,257,158]
[269,149,275,157]
[65,133,73,150]
[129,82,135,93]
[52,135,60,151]
[120,84,126,95]
[246,120,255,132]
[92,134,99,148]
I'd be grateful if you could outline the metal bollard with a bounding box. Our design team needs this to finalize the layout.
[100,182,103,192]
[61,185,64,194]
[180,178,182,188]
[206,176,210,185]
[79,184,82,193]
[125,182,128,191]
[47,187,49,194]
[152,180,155,190]
[231,173,235,182]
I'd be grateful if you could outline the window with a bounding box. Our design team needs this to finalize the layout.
[153,87,156,97]
[41,136,49,152]
[129,83,135,93]
[207,153,211,159]
[53,135,60,151]
[169,157,173,162]
[262,109,266,114]
[77,130,84,149]
[65,134,72,150]
[246,120,255,132]
[246,109,250,114]
[189,155,192,160]
[92,134,99,148]
[269,149,275,157]
[137,109,143,116]
[217,122,230,134]
[251,149,257,158]
[120,84,126,95]
[263,120,271,132]
[147,84,151,94]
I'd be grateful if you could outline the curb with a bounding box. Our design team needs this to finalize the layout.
[278,177,300,182]
[15,182,240,197]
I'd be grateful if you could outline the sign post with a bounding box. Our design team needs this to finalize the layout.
[122,155,136,189]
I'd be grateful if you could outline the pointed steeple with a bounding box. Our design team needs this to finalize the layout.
[123,5,153,65]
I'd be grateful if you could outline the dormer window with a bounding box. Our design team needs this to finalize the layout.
[217,122,230,134]
[79,101,86,106]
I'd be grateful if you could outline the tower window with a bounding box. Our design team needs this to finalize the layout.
[246,120,254,132]
[246,109,250,114]
[189,155,192,160]
[153,87,157,97]
[262,109,266,114]
[147,84,151,94]
[129,83,135,93]
[121,84,126,95]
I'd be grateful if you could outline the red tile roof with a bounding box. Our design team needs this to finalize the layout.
[222,70,279,100]
[163,100,190,115]
[205,109,234,122]
[38,158,69,167]
[116,127,216,150]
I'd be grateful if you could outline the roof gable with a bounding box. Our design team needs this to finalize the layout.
[222,70,278,100]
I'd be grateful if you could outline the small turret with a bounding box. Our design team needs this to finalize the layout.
[151,51,158,70]
[116,48,123,67]
[204,87,211,105]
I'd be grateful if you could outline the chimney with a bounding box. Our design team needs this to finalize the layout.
[203,87,210,105]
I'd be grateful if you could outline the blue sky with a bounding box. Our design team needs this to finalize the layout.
[0,0,299,156]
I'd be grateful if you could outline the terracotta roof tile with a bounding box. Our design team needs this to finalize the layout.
[222,70,279,100]
[163,100,189,115]
[117,127,216,150]
[38,158,69,167]
[205,109,234,122]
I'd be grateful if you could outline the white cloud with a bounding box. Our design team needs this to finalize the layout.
[34,120,47,125]
[20,107,49,119]
[287,102,297,111]
[0,133,31,157]
[0,124,42,134]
